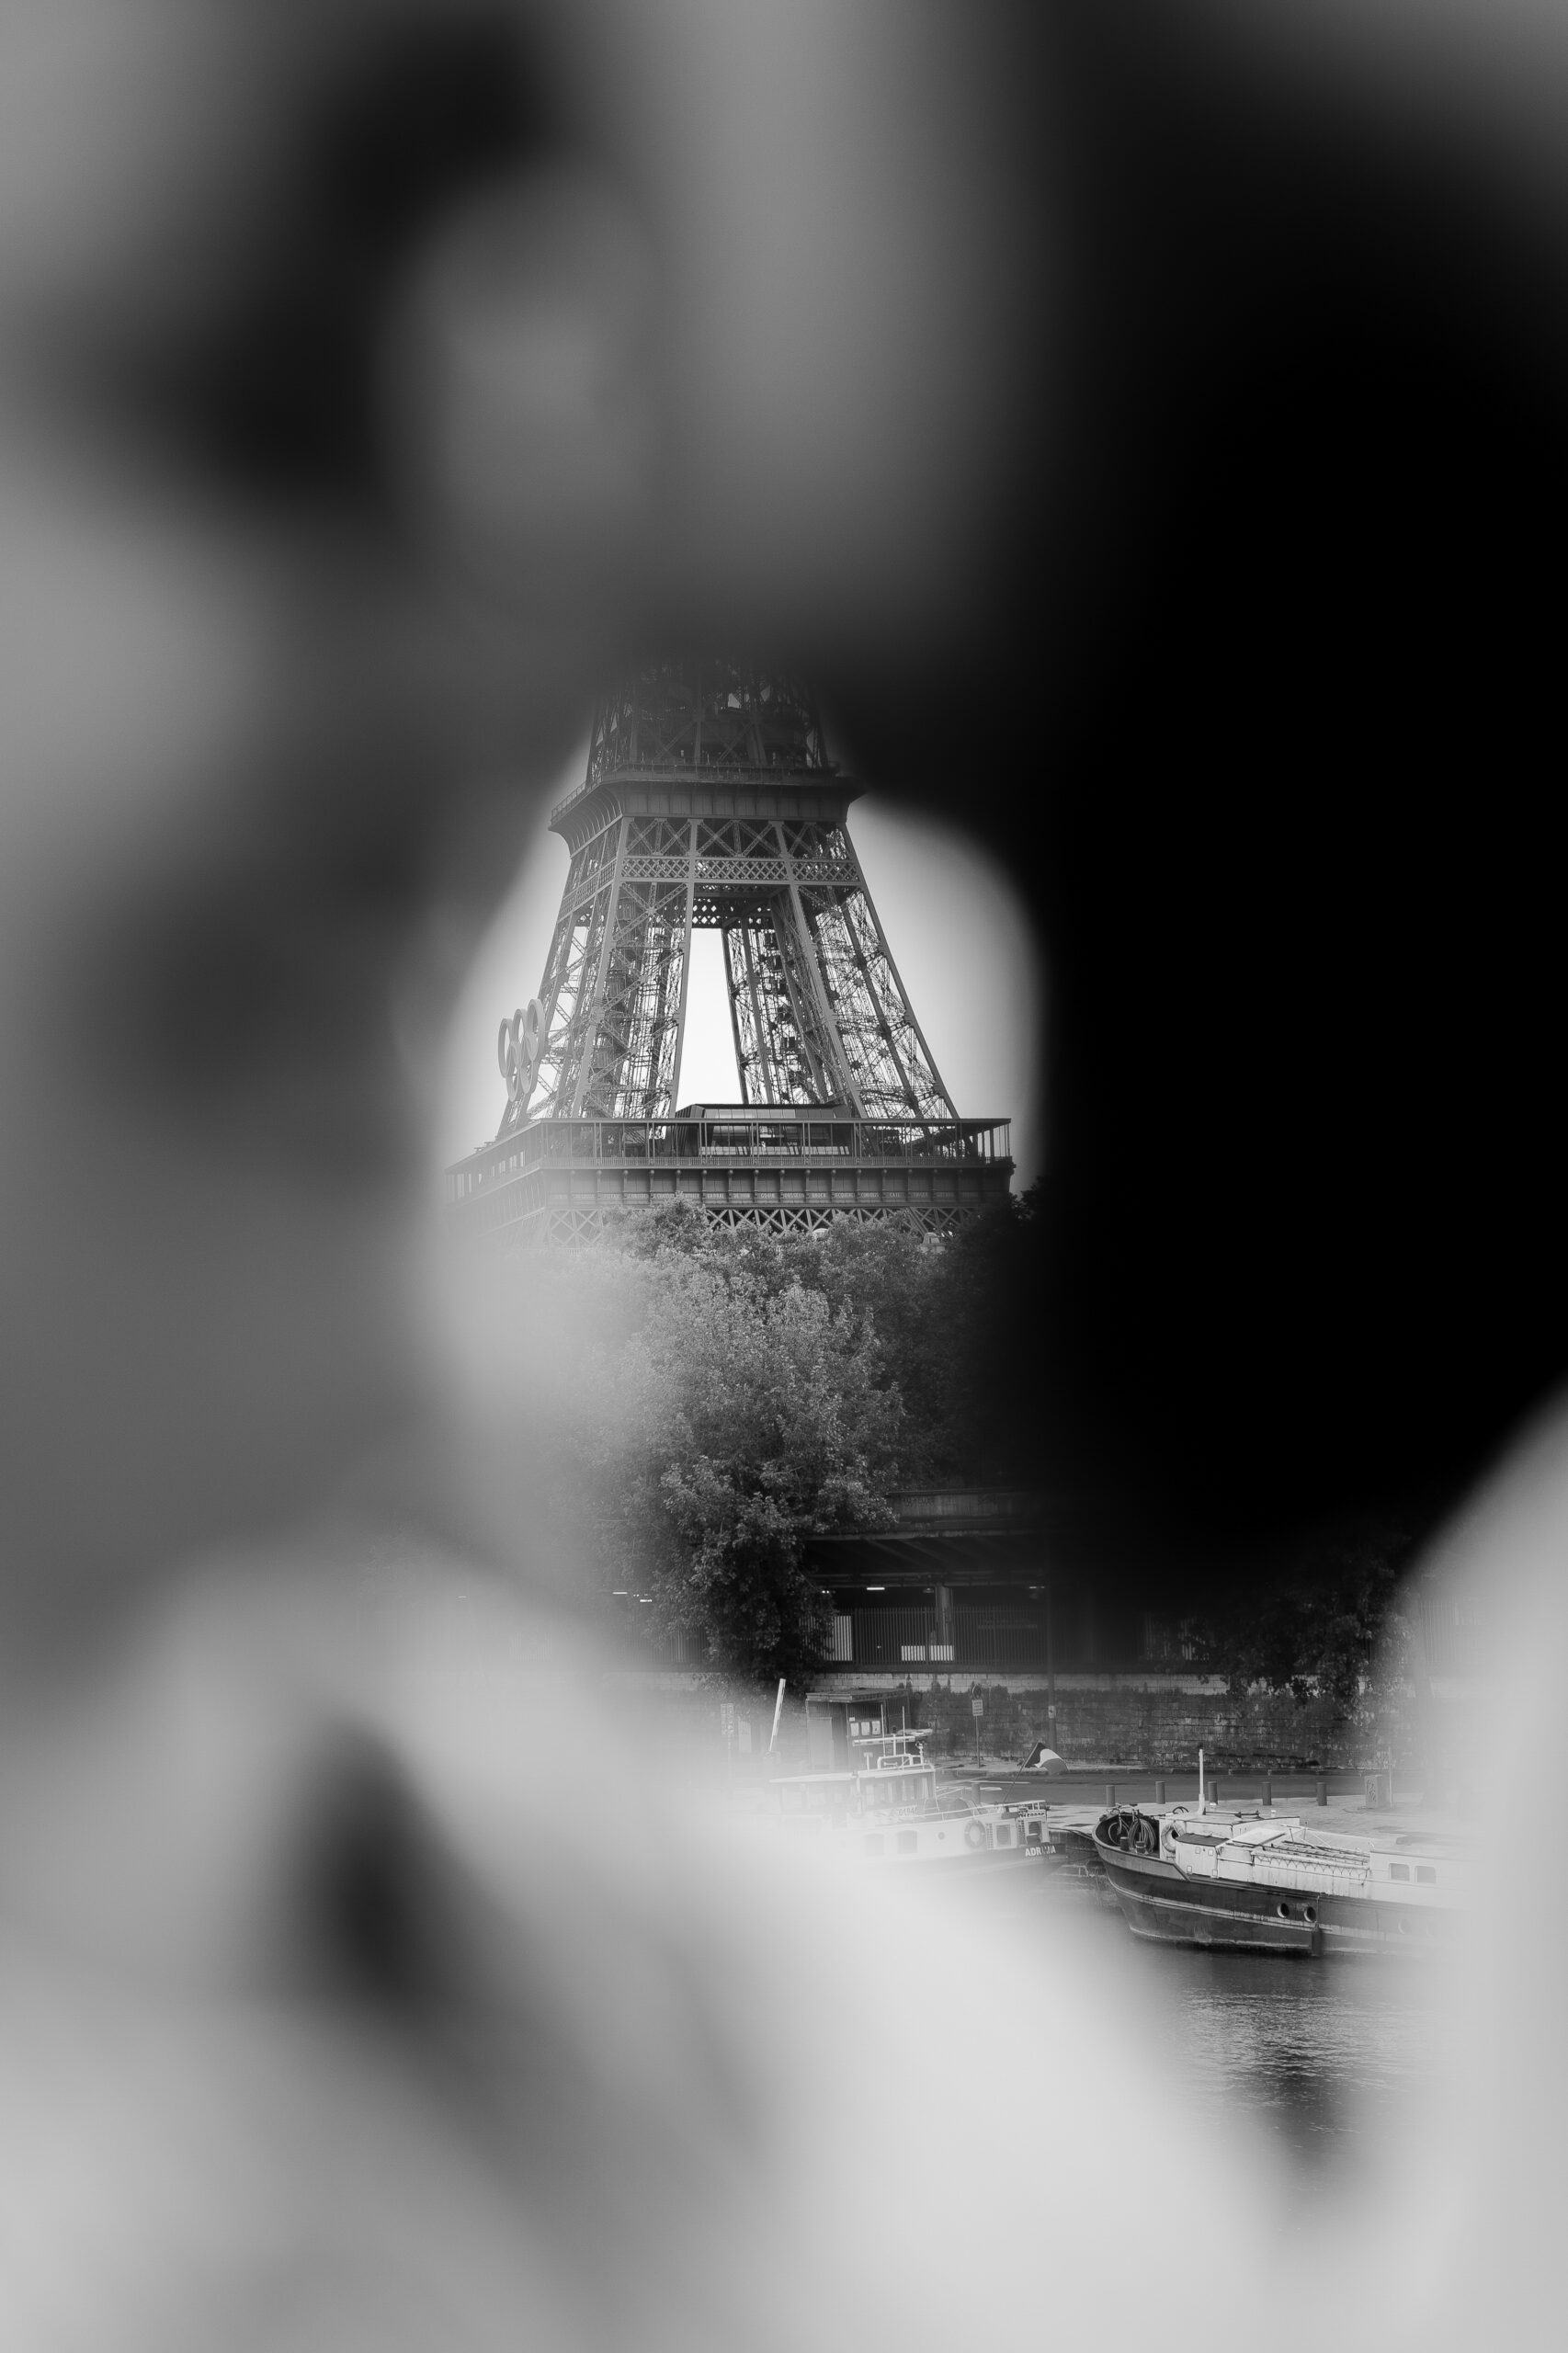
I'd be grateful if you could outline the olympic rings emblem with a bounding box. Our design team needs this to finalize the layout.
[498,998,545,1107]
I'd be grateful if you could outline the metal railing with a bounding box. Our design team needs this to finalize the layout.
[448,1113,1012,1199]
[551,760,835,826]
[847,1608,1051,1671]
[886,1488,1044,1526]
[851,1608,949,1667]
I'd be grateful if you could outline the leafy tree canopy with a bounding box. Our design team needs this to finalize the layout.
[504,1197,1048,1680]
[1189,1517,1426,1716]
[519,1214,892,1679]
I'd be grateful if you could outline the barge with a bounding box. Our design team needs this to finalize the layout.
[1092,1792,1467,1956]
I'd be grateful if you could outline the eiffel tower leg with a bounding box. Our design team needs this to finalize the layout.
[569,814,629,1114]
[816,885,927,1120]
[526,865,609,1127]
[722,926,752,1102]
[585,877,693,1117]
[532,913,574,1113]
[498,902,567,1135]
[782,871,863,1113]
[766,900,837,1105]
[835,858,957,1120]
[792,862,955,1125]
[730,911,813,1108]
[724,921,782,1105]
[642,897,682,1116]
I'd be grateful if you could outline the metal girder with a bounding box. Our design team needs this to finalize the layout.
[494,667,958,1140]
[798,871,954,1124]
[528,1200,966,1247]
[722,903,844,1108]
[724,921,772,1106]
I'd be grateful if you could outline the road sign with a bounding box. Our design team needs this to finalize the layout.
[720,1703,736,1735]
[971,1692,984,1717]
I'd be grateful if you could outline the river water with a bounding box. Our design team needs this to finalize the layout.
[1015,1875,1451,2188]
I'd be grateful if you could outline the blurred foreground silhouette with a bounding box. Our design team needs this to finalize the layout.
[2,3,1565,2347]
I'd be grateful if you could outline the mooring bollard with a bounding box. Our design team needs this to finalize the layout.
[1264,1776,1273,1807]
[1210,1775,1221,1803]
[1106,1782,1116,1806]
[1316,1776,1327,1807]
[1155,1778,1166,1803]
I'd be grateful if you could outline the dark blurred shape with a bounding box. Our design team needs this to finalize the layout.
[830,1,1568,1552]
[107,5,548,510]
[299,1733,475,2020]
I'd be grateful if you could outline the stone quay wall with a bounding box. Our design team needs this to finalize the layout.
[884,1672,1359,1772]
[607,1667,1481,1779]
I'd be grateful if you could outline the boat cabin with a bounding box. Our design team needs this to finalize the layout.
[852,1730,939,1817]
[777,1700,1054,1864]
[772,1743,1052,1864]
[775,1771,859,1831]
[805,1690,897,1773]
[778,1722,942,1826]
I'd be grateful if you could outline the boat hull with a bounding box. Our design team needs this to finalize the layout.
[1092,1836,1458,1958]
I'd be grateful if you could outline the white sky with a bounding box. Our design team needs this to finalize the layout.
[435,745,1042,1188]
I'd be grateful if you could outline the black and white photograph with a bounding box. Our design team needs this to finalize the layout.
[1,4,1564,2347]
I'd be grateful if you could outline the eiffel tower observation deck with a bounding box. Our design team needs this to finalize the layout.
[446,657,1012,1243]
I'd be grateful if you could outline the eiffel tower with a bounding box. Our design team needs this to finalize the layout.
[448,656,1012,1241]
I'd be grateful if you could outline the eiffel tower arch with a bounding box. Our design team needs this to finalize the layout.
[448,657,1013,1243]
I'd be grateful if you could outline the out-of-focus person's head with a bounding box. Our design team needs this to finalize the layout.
[0,0,1040,1642]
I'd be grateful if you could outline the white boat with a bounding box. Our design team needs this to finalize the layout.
[771,1728,1055,1868]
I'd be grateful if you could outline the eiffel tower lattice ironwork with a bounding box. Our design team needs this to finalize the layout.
[501,657,954,1130]
[449,656,1012,1244]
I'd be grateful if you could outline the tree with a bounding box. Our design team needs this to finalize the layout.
[498,1192,1058,1681]
[528,1215,905,1681]
[1190,1516,1424,1718]
[608,1197,1056,1487]
[605,1204,968,1481]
